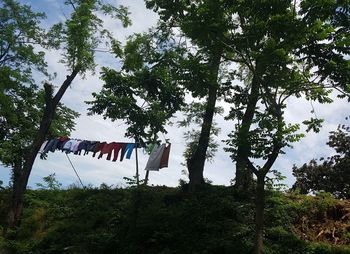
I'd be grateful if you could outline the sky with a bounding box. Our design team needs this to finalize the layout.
[0,0,349,189]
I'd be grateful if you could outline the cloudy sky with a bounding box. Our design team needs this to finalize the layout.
[0,0,348,189]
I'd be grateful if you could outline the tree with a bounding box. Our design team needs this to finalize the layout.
[178,102,223,165]
[88,6,230,190]
[87,31,185,142]
[145,0,234,190]
[293,124,350,199]
[222,0,349,253]
[0,0,130,230]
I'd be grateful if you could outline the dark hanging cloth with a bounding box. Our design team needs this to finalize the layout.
[160,143,171,168]
[40,138,58,158]
[98,142,127,161]
[84,141,99,155]
[93,142,106,157]
[57,137,70,150]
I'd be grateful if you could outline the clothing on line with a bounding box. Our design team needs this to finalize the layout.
[39,137,138,162]
[144,144,165,171]
[160,143,171,169]
[125,143,136,159]
[98,142,126,161]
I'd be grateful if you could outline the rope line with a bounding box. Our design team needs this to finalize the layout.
[65,153,85,189]
[310,100,318,119]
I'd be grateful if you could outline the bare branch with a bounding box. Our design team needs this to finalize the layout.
[68,0,77,11]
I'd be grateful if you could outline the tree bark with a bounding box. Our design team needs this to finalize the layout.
[235,74,260,190]
[187,50,222,191]
[254,172,265,254]
[5,68,80,230]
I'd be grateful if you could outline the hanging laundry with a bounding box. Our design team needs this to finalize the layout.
[62,139,82,154]
[83,141,99,155]
[38,136,137,163]
[98,142,120,160]
[146,143,156,154]
[160,143,171,168]
[40,138,58,158]
[71,140,83,153]
[75,140,88,155]
[57,137,70,150]
[92,142,106,157]
[144,144,166,171]
[125,143,136,159]
[39,140,48,154]
[117,143,128,161]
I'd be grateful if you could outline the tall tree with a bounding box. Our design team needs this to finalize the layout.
[0,0,130,231]
[145,0,234,190]
[223,0,349,253]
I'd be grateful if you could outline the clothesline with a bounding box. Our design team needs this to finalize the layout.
[39,136,138,162]
[38,137,172,187]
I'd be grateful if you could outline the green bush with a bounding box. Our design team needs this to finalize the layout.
[0,187,348,254]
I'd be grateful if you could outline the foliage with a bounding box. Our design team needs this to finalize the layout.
[60,0,131,73]
[265,170,288,192]
[0,0,131,230]
[123,176,145,187]
[178,102,223,163]
[87,30,185,141]
[0,187,349,253]
[36,174,62,191]
[223,0,350,171]
[0,0,79,170]
[292,124,350,199]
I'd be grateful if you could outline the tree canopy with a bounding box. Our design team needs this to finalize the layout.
[0,0,79,171]
[0,0,131,230]
[293,124,350,199]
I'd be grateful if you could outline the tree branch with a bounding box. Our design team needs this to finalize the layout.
[68,0,77,11]
[52,67,80,106]
[0,43,11,62]
[245,158,259,175]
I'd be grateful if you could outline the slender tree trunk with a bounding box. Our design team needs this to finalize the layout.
[5,69,80,231]
[235,159,253,190]
[7,106,54,229]
[187,85,217,190]
[235,74,260,190]
[6,166,25,232]
[254,173,265,254]
[187,50,222,191]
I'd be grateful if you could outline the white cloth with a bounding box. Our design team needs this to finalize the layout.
[71,140,82,153]
[63,139,80,153]
[144,144,165,171]
[39,140,48,153]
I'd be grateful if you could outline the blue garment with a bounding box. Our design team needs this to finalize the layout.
[42,139,56,154]
[125,143,136,159]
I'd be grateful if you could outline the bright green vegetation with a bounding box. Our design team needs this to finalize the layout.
[1,186,349,254]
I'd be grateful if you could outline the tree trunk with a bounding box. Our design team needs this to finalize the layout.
[187,85,217,190]
[6,168,25,231]
[5,69,79,231]
[187,50,222,191]
[234,74,260,190]
[254,173,265,254]
[235,158,254,191]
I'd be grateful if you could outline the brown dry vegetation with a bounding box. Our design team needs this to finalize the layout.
[293,199,350,246]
